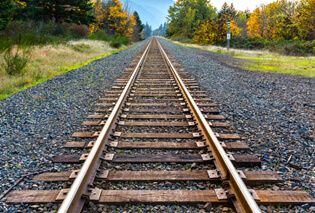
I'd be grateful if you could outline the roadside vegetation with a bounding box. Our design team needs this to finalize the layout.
[163,0,314,77]
[173,41,315,77]
[0,39,127,100]
[0,0,147,100]
[166,0,314,56]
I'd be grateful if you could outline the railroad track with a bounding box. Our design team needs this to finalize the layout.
[2,38,314,212]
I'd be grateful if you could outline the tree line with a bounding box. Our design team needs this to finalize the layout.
[0,0,147,44]
[153,23,168,37]
[90,0,144,41]
[167,0,314,55]
[0,0,95,30]
[0,0,148,76]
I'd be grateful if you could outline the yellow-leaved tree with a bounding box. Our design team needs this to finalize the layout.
[230,20,242,37]
[193,19,241,45]
[107,0,134,38]
[246,0,307,40]
[246,2,281,39]
[295,0,315,40]
[193,19,218,44]
[89,0,135,38]
[89,0,106,34]
[247,8,263,37]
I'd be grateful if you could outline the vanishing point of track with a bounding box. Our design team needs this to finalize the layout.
[2,38,315,212]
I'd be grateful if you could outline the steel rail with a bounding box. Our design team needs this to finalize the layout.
[156,38,261,213]
[57,39,153,213]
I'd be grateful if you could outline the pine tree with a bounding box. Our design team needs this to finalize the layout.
[143,22,152,37]
[218,2,237,20]
[15,0,95,25]
[0,0,15,30]
[132,11,144,41]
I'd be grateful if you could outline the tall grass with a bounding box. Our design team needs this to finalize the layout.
[2,44,32,75]
[171,36,194,44]
[0,36,33,75]
[88,30,110,41]
[2,21,67,46]
[172,35,315,56]
[0,21,94,49]
[172,40,315,77]
[216,36,315,56]
[0,39,130,100]
[110,36,130,48]
[0,22,132,100]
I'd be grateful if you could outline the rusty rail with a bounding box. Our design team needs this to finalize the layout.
[57,40,153,213]
[3,37,315,213]
[157,39,261,213]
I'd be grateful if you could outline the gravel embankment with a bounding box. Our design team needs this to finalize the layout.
[0,40,148,212]
[1,37,314,213]
[159,38,315,212]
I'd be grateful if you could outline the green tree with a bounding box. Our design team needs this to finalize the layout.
[235,11,249,37]
[167,0,216,37]
[193,19,218,44]
[295,0,315,40]
[193,17,241,44]
[15,0,95,25]
[183,8,196,37]
[132,11,144,41]
[247,0,299,40]
[67,0,95,25]
[143,22,152,37]
[270,14,297,40]
[0,0,15,30]
[218,2,237,20]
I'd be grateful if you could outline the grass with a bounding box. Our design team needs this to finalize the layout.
[0,39,130,100]
[172,41,315,78]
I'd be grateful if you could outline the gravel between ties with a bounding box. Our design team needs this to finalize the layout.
[159,38,315,212]
[0,40,148,212]
[1,37,314,212]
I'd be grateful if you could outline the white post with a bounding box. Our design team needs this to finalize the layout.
[227,21,230,51]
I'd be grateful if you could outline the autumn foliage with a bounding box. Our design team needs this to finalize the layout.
[193,19,241,44]
[247,0,314,41]
[90,0,136,38]
[167,0,314,54]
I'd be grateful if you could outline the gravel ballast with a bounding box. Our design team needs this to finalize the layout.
[159,38,314,212]
[0,37,314,213]
[0,40,148,212]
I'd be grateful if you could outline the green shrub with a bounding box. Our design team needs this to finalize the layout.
[0,36,10,52]
[88,30,109,41]
[110,39,121,48]
[69,43,91,52]
[3,21,67,46]
[216,36,314,56]
[68,24,89,38]
[13,32,58,46]
[266,40,315,56]
[118,36,130,45]
[38,21,66,36]
[110,36,130,48]
[226,36,266,49]
[1,42,32,75]
[172,36,193,43]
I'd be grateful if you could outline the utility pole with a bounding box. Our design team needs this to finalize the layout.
[227,21,230,51]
